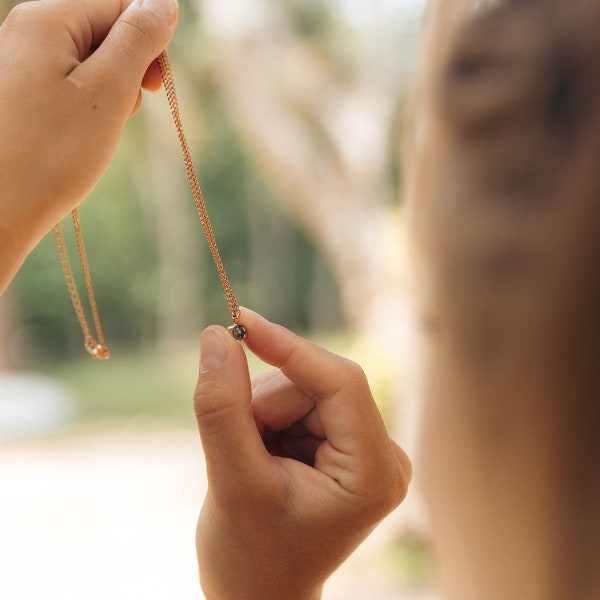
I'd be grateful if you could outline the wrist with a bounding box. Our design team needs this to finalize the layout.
[0,185,49,293]
[201,580,323,600]
[0,210,27,294]
[197,514,328,600]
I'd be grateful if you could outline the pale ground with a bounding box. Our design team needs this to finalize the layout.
[0,429,438,600]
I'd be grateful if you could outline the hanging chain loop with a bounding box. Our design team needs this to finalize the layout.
[54,49,246,359]
[53,214,109,359]
[157,51,241,325]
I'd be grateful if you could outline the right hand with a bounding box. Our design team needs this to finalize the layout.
[0,0,178,291]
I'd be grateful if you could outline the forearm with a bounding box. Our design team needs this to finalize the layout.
[0,200,30,294]
[197,503,333,600]
[201,575,323,600]
[203,591,322,600]
[0,170,57,294]
[198,529,323,600]
[200,570,322,600]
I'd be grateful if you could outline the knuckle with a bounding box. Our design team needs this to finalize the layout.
[5,2,36,24]
[360,450,410,516]
[384,458,411,509]
[102,12,167,96]
[193,377,229,420]
[366,474,407,519]
[193,398,235,441]
[3,2,56,33]
[117,10,161,48]
[390,468,410,507]
[343,357,369,388]
[279,336,310,369]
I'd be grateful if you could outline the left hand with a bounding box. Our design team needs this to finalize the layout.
[194,308,411,600]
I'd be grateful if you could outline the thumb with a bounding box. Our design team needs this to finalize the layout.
[77,0,178,108]
[195,327,269,495]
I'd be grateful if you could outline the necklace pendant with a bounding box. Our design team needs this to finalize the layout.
[228,324,247,341]
[85,340,111,360]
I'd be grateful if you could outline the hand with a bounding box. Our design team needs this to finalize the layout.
[0,0,178,292]
[195,308,411,600]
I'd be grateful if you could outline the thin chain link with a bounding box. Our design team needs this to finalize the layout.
[53,219,93,341]
[157,50,241,323]
[53,212,108,358]
[71,209,106,347]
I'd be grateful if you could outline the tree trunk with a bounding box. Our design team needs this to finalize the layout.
[197,0,411,337]
[140,92,206,351]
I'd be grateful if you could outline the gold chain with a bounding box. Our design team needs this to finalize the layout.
[53,213,109,359]
[54,49,246,359]
[157,51,242,327]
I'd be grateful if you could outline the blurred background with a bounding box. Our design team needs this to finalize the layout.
[0,0,436,598]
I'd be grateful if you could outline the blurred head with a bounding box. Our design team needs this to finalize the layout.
[407,6,600,597]
[406,0,600,370]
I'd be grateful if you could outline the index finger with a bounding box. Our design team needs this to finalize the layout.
[239,308,389,455]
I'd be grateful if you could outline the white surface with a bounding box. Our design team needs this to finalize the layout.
[0,430,436,600]
[0,373,75,441]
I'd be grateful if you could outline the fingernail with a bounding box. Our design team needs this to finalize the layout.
[140,0,179,24]
[200,328,227,372]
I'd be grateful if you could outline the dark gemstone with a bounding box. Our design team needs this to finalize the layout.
[230,324,247,341]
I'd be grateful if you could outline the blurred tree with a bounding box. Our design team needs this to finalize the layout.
[0,0,11,16]
[193,0,430,468]
[197,0,417,338]
[2,0,341,361]
[0,292,15,369]
[1,0,423,371]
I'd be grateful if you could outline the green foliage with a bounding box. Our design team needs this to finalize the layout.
[43,329,347,427]
[11,14,342,364]
[48,343,198,426]
[13,136,161,360]
[384,533,433,589]
[286,0,336,39]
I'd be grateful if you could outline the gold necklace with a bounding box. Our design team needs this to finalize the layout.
[54,50,246,359]
[157,51,246,342]
[53,212,109,359]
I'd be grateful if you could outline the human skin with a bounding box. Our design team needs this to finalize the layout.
[0,3,412,597]
[195,308,412,599]
[410,2,600,599]
[0,0,179,294]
